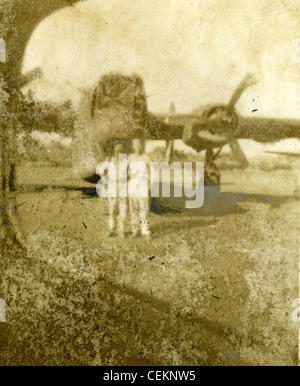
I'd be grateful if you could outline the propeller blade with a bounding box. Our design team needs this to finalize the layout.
[169,102,176,115]
[226,73,258,114]
[165,102,176,124]
[229,140,249,168]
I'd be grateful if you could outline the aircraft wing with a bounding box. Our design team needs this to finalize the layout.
[238,117,300,142]
[151,114,300,144]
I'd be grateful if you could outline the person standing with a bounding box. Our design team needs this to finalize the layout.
[98,140,128,238]
[128,139,151,239]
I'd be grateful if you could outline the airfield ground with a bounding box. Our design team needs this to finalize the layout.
[0,142,299,366]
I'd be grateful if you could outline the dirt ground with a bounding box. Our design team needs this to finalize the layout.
[0,157,299,366]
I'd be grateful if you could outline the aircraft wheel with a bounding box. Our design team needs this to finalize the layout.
[204,161,220,187]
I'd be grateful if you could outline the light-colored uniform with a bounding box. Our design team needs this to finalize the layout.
[106,156,128,235]
[128,153,151,237]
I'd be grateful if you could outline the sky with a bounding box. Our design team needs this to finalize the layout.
[22,0,300,118]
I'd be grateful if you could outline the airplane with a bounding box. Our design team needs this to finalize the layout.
[5,70,300,191]
[1,70,299,242]
[82,72,300,186]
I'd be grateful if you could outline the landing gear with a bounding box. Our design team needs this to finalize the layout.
[204,148,221,187]
[200,104,240,188]
[204,160,220,186]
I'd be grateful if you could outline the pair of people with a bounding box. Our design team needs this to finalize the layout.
[104,139,151,239]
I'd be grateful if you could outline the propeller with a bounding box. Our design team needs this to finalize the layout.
[225,73,258,168]
[226,73,258,116]
[229,140,249,168]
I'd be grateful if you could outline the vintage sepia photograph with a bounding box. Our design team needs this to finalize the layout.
[0,0,299,367]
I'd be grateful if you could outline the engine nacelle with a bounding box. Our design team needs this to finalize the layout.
[182,104,240,152]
